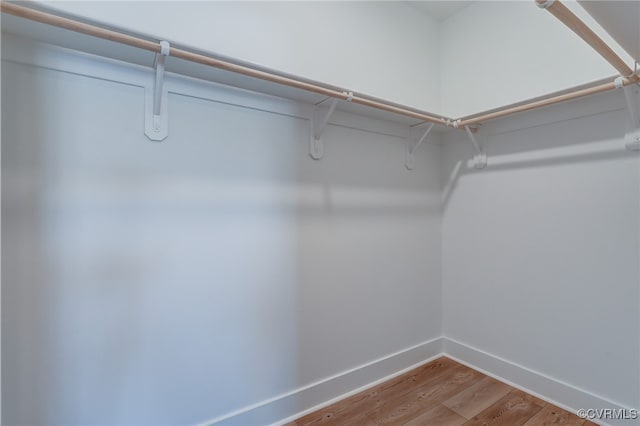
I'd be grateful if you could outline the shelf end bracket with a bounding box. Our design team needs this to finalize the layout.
[616,76,640,151]
[464,124,488,169]
[310,97,340,160]
[145,40,170,141]
[406,123,435,170]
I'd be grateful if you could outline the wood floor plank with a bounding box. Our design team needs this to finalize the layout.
[442,376,514,419]
[296,357,457,426]
[292,358,586,426]
[367,364,485,425]
[462,390,545,426]
[510,389,548,408]
[307,412,377,426]
[402,404,468,426]
[522,404,586,425]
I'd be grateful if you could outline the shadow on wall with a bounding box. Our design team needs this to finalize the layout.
[2,44,52,426]
[4,37,639,425]
[439,90,640,410]
[442,95,639,212]
[1,48,442,426]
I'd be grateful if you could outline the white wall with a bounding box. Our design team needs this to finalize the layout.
[439,1,635,118]
[4,4,640,424]
[35,1,442,114]
[441,90,640,411]
[1,36,442,425]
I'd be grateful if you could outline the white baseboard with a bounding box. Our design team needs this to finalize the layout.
[443,337,636,426]
[205,336,636,426]
[203,337,444,426]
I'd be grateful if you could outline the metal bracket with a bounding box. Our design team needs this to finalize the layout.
[616,77,640,151]
[405,123,435,170]
[309,98,339,160]
[145,40,170,141]
[464,125,488,169]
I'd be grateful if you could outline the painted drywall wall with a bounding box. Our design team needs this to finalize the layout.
[439,1,635,118]
[1,36,442,425]
[441,90,640,411]
[33,0,442,114]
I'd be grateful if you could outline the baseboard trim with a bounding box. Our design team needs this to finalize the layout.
[202,337,444,426]
[203,336,635,426]
[443,337,635,426]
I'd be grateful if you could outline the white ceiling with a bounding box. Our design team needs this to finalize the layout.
[578,0,640,62]
[408,1,473,22]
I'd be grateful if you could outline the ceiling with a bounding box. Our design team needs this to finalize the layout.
[408,1,473,22]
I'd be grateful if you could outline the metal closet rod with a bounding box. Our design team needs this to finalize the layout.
[1,0,638,129]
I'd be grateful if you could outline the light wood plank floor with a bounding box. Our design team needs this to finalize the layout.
[288,357,597,426]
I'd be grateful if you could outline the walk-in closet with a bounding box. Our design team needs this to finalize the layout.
[2,1,639,425]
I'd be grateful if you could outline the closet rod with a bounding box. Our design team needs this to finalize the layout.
[535,0,638,82]
[2,1,638,129]
[0,1,448,126]
[457,0,639,127]
[457,78,633,127]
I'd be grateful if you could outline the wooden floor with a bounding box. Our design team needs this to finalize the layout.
[288,357,596,426]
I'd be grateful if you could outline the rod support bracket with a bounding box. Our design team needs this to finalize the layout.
[406,122,435,170]
[145,40,171,141]
[617,79,640,151]
[464,125,488,169]
[473,153,488,169]
[626,132,640,151]
[309,98,341,160]
[344,91,354,102]
[309,127,324,160]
